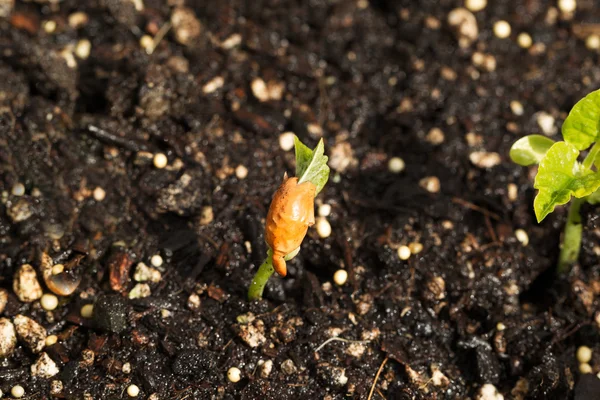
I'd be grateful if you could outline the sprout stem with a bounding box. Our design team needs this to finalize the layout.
[248,254,275,301]
[557,197,583,273]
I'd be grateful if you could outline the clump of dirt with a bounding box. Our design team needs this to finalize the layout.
[0,0,599,399]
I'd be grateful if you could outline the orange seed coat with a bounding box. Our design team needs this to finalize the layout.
[265,176,316,277]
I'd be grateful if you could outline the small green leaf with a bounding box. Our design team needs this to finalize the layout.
[509,135,555,166]
[295,137,330,195]
[587,189,600,205]
[562,89,600,150]
[534,142,600,222]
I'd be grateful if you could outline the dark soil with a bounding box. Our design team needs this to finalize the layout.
[1,0,600,399]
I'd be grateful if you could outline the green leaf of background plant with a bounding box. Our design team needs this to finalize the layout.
[587,189,600,205]
[295,137,330,195]
[509,135,555,166]
[534,142,600,222]
[562,88,600,150]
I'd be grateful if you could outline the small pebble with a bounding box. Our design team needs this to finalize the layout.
[41,294,59,311]
[409,242,424,254]
[68,11,89,28]
[388,157,405,173]
[11,385,25,398]
[496,322,506,331]
[140,35,154,52]
[114,362,128,374]
[251,78,269,102]
[260,360,273,378]
[0,318,17,357]
[93,187,106,201]
[202,76,224,94]
[52,264,64,275]
[448,8,479,48]
[579,363,592,374]
[45,335,58,346]
[50,380,63,395]
[465,0,486,12]
[227,367,241,383]
[536,112,556,135]
[493,20,511,39]
[235,165,248,179]
[517,33,532,49]
[127,384,140,397]
[13,264,43,303]
[419,176,441,193]
[577,346,592,363]
[515,229,529,246]
[510,100,524,116]
[150,255,163,268]
[558,0,576,13]
[171,7,202,46]
[75,39,91,59]
[316,218,332,238]
[80,304,94,318]
[470,151,501,168]
[398,246,411,261]
[426,128,445,145]
[507,183,518,202]
[318,204,332,217]
[11,183,25,196]
[43,20,57,34]
[586,34,600,50]
[153,153,168,169]
[333,270,348,286]
[279,132,296,151]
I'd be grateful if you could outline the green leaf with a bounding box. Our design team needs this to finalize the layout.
[295,137,330,195]
[562,89,600,150]
[587,189,600,205]
[534,142,600,222]
[509,135,555,166]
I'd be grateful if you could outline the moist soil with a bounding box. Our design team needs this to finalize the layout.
[1,0,600,399]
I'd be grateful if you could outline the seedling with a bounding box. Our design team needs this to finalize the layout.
[248,137,330,300]
[510,89,600,272]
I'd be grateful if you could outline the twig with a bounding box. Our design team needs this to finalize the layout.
[367,357,389,400]
[452,197,500,220]
[147,22,172,55]
[314,337,370,353]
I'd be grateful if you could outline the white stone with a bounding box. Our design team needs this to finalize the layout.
[493,21,511,39]
[388,157,405,173]
[13,264,43,303]
[133,263,161,283]
[510,100,524,116]
[31,352,59,378]
[316,218,332,238]
[536,112,556,135]
[318,204,332,217]
[0,318,17,357]
[477,384,504,400]
[150,255,163,268]
[251,78,269,102]
[235,165,248,180]
[41,294,59,311]
[227,367,241,383]
[558,0,576,13]
[81,304,94,318]
[93,187,106,201]
[279,132,296,151]
[517,33,532,49]
[11,385,25,398]
[586,35,600,50]
[75,39,91,59]
[515,229,529,246]
[398,246,411,260]
[577,346,592,363]
[419,176,441,193]
[127,384,140,397]
[11,183,25,196]
[465,0,486,12]
[470,151,501,168]
[128,283,151,299]
[13,314,47,353]
[333,270,348,286]
[153,153,168,169]
[202,76,224,94]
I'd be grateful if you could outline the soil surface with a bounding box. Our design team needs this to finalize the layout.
[1,0,600,399]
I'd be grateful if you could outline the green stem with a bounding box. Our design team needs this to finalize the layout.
[248,254,275,301]
[583,141,600,170]
[557,197,584,273]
